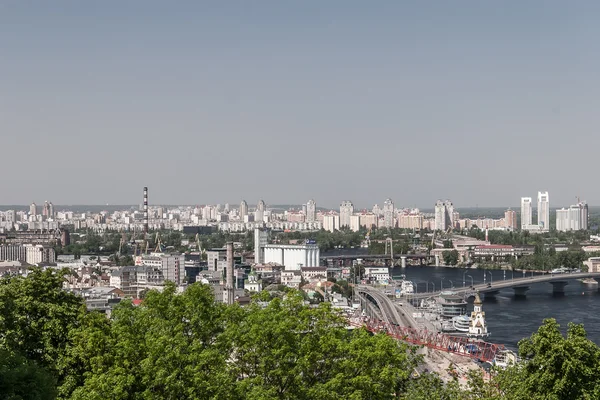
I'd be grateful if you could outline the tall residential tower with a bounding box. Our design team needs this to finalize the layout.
[520,197,533,230]
[306,199,316,223]
[537,191,549,232]
[382,198,395,228]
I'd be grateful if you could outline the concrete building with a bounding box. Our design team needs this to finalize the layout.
[504,209,517,231]
[300,266,328,281]
[135,253,185,285]
[434,200,454,231]
[521,197,533,230]
[322,214,340,232]
[255,200,266,223]
[239,200,248,221]
[339,201,354,228]
[23,244,55,264]
[281,270,302,288]
[254,228,268,264]
[263,243,320,270]
[363,267,390,282]
[0,245,26,262]
[556,202,589,232]
[358,212,379,229]
[29,202,37,217]
[349,215,361,232]
[382,198,395,228]
[306,199,316,223]
[398,212,423,230]
[537,191,550,232]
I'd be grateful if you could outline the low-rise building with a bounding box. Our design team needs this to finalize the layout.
[300,266,328,282]
[363,267,390,282]
[281,270,302,288]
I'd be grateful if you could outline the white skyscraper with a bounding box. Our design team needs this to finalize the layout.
[521,197,533,229]
[537,191,549,231]
[556,201,588,232]
[306,199,316,223]
[434,200,454,231]
[382,198,395,228]
[339,201,354,228]
[255,200,266,223]
[239,200,248,220]
[254,228,268,264]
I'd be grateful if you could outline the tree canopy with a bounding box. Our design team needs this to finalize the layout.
[3,270,600,400]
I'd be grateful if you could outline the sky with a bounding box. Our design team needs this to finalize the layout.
[1,1,599,209]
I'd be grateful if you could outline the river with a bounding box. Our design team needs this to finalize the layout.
[396,266,600,350]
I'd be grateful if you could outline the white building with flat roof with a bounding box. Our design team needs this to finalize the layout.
[521,197,533,230]
[263,243,320,270]
[537,191,550,232]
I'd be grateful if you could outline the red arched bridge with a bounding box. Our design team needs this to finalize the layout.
[348,317,505,363]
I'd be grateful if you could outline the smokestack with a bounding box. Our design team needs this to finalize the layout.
[143,186,149,234]
[224,241,235,305]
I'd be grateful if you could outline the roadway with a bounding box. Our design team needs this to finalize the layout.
[409,272,600,299]
[356,285,419,328]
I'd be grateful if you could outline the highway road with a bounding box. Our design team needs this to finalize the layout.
[357,285,419,329]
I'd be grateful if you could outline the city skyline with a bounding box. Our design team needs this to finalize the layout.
[2,2,600,206]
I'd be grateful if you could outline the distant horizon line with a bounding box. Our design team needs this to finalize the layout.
[0,203,596,210]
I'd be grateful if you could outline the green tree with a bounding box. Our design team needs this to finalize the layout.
[0,349,57,400]
[494,318,600,399]
[69,283,232,400]
[0,268,83,372]
[443,250,459,266]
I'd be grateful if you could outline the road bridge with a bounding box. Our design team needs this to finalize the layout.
[409,272,600,299]
[322,253,432,268]
[351,285,504,362]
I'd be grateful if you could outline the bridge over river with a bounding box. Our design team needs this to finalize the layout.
[352,285,505,362]
[408,272,600,299]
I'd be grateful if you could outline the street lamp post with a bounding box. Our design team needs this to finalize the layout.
[463,270,468,287]
[428,281,435,292]
[440,278,444,291]
[448,279,454,289]
[467,275,473,287]
[487,271,493,286]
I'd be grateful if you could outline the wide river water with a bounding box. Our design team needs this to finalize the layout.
[396,266,600,350]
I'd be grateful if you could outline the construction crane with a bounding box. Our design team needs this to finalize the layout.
[154,232,163,253]
[195,233,206,256]
[118,233,126,255]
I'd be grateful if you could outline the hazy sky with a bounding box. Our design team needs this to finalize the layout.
[1,1,599,209]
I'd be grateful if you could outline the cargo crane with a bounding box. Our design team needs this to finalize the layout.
[195,233,206,256]
[154,232,163,253]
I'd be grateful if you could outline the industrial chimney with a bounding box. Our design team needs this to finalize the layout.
[143,187,149,234]
[224,241,235,305]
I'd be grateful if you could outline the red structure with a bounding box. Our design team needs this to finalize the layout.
[348,317,504,363]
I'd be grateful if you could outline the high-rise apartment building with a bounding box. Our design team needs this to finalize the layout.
[29,202,37,217]
[520,197,533,229]
[556,201,588,232]
[339,201,354,228]
[254,228,269,264]
[322,214,340,232]
[434,200,454,231]
[239,200,248,221]
[306,199,316,223]
[504,209,517,231]
[537,191,550,231]
[382,198,395,228]
[579,201,589,230]
[255,200,266,223]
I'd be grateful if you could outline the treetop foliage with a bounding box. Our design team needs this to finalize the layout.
[2,269,600,400]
